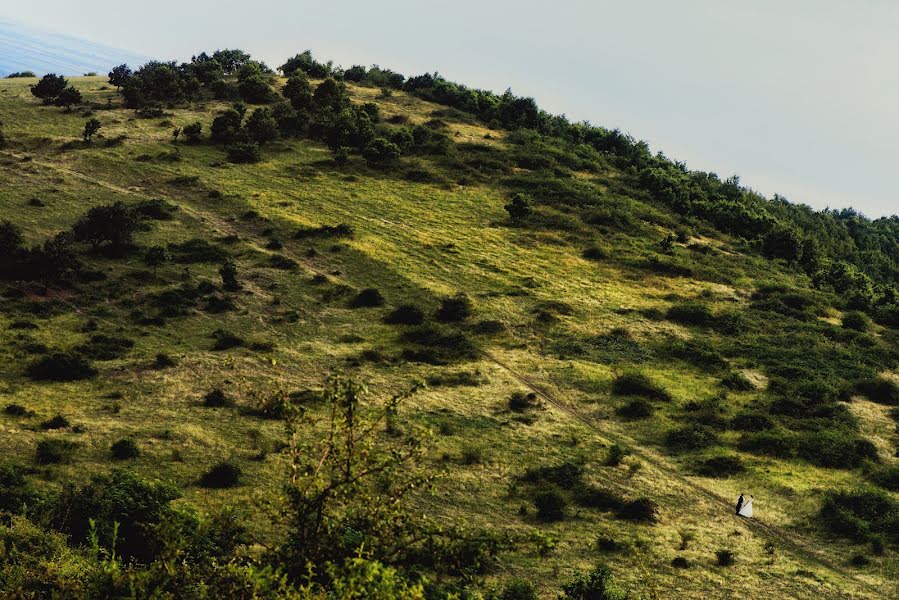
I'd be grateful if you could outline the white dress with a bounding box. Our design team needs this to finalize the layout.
[738,498,753,518]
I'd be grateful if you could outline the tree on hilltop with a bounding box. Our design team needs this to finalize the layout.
[30,74,67,103]
[108,64,132,90]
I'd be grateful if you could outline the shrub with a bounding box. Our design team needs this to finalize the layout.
[460,445,484,465]
[720,371,754,391]
[606,444,629,466]
[595,535,623,553]
[696,455,745,478]
[509,391,538,412]
[110,438,140,460]
[671,556,690,569]
[572,485,625,511]
[226,141,261,163]
[559,564,627,600]
[200,461,243,488]
[617,398,653,420]
[856,376,899,405]
[269,254,298,270]
[612,372,671,401]
[521,462,584,489]
[153,352,177,369]
[0,464,42,514]
[362,138,401,165]
[868,465,899,491]
[716,549,735,566]
[293,223,354,239]
[665,424,718,452]
[616,497,659,523]
[582,245,608,260]
[36,439,77,464]
[75,334,134,360]
[384,304,425,325]
[667,302,714,326]
[350,288,385,308]
[4,404,32,417]
[434,294,473,323]
[842,311,871,332]
[204,389,233,407]
[26,352,96,381]
[504,192,533,225]
[798,430,879,469]
[183,122,202,142]
[52,469,181,563]
[731,411,774,431]
[850,553,871,567]
[534,487,566,522]
[738,429,798,458]
[41,415,70,430]
[499,580,538,600]
[819,488,898,542]
[211,330,245,351]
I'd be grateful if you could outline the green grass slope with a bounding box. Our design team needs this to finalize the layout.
[0,72,897,598]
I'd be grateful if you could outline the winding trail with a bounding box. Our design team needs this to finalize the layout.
[2,148,887,598]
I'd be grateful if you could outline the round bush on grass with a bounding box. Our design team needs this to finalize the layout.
[695,455,746,478]
[203,389,233,408]
[534,487,566,522]
[350,288,385,308]
[41,415,70,430]
[617,398,653,420]
[199,461,243,488]
[612,372,672,402]
[36,439,77,465]
[434,293,472,323]
[111,439,140,460]
[26,352,97,381]
[616,497,659,523]
[665,424,719,452]
[383,303,424,325]
[720,371,754,391]
[499,580,538,600]
[842,311,872,332]
[716,549,735,566]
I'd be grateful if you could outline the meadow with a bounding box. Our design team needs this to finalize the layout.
[0,60,897,599]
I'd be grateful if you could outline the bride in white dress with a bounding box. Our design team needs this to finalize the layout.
[738,495,753,518]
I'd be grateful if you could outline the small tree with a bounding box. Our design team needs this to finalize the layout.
[362,138,400,166]
[504,192,533,225]
[108,64,132,90]
[30,73,67,103]
[245,107,279,143]
[283,72,313,112]
[72,201,138,250]
[210,108,244,144]
[53,86,83,110]
[219,260,240,291]
[144,245,169,274]
[171,127,181,143]
[82,118,101,143]
[560,564,627,600]
[182,122,202,143]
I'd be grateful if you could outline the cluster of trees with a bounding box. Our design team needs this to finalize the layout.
[29,74,82,109]
[111,50,279,109]
[0,201,145,289]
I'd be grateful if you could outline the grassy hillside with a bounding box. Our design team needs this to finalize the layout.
[1,63,898,599]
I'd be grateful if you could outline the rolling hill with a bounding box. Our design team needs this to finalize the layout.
[0,50,897,599]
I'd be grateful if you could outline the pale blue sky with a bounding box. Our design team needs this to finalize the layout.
[4,1,898,217]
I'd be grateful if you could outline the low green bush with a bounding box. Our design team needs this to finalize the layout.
[868,465,899,491]
[716,549,735,566]
[26,352,97,381]
[720,371,754,391]
[856,376,899,405]
[384,304,425,325]
[666,302,715,326]
[350,288,385,308]
[40,415,70,430]
[509,391,538,412]
[36,439,77,464]
[204,389,233,408]
[110,438,140,460]
[696,455,745,478]
[200,461,243,488]
[534,487,566,522]
[434,293,472,322]
[611,372,672,401]
[665,424,719,452]
[616,398,653,420]
[616,497,659,523]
